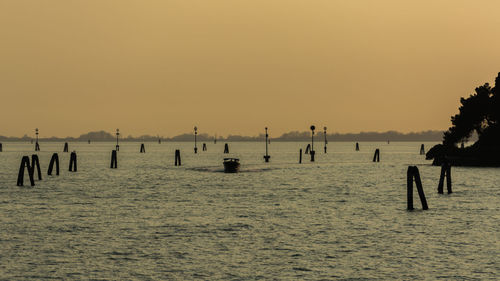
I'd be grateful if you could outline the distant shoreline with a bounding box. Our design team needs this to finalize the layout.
[0,130,449,142]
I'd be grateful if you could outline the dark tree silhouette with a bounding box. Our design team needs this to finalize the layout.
[427,72,500,166]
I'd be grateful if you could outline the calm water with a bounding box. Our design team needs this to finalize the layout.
[0,141,498,280]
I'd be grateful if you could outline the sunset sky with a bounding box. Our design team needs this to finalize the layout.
[1,0,499,138]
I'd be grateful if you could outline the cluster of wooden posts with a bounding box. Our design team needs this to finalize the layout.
[13,141,454,212]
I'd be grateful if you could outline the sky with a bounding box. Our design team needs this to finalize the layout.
[1,0,500,138]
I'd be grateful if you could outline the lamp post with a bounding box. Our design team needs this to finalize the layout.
[310,125,315,162]
[323,126,327,153]
[264,127,270,162]
[116,128,120,151]
[194,126,198,153]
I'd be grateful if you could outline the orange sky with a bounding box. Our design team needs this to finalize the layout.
[1,0,500,138]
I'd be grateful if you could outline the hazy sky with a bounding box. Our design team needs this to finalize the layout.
[1,0,500,137]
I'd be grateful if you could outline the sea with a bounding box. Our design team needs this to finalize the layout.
[0,141,498,280]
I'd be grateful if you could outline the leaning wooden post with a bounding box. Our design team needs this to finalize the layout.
[224,143,229,154]
[110,150,117,169]
[373,149,380,162]
[419,144,425,155]
[47,153,59,176]
[299,149,302,164]
[407,166,428,210]
[305,144,310,154]
[17,156,35,186]
[69,152,77,172]
[31,154,42,180]
[63,142,69,152]
[175,149,181,166]
[140,143,145,153]
[355,142,359,151]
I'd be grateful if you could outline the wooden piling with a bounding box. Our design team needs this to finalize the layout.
[140,143,145,153]
[69,152,77,172]
[310,150,315,162]
[419,144,425,155]
[175,149,181,166]
[0,143,2,152]
[17,156,35,186]
[373,149,380,162]
[31,154,42,180]
[299,149,302,163]
[224,143,229,154]
[407,166,428,210]
[35,142,40,151]
[116,145,120,152]
[110,150,117,169]
[356,142,359,151]
[64,142,69,152]
[305,144,311,154]
[203,143,207,151]
[47,153,59,176]
[437,162,452,194]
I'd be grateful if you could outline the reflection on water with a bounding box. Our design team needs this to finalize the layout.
[0,142,498,279]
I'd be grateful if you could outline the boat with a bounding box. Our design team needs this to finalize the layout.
[223,158,240,173]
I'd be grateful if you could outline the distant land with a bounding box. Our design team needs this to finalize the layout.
[0,130,451,142]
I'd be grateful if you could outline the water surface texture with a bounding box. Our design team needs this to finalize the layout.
[0,142,498,280]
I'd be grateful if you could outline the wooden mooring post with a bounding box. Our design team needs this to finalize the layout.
[437,162,452,194]
[420,144,425,155]
[224,143,229,154]
[31,154,42,180]
[373,149,380,162]
[110,150,117,169]
[407,166,428,210]
[17,156,35,186]
[47,153,59,176]
[69,152,77,172]
[299,149,302,163]
[175,149,181,166]
[356,142,359,151]
[140,143,145,153]
[202,143,207,151]
[64,142,69,152]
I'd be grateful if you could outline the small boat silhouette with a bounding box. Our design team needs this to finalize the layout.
[223,158,240,173]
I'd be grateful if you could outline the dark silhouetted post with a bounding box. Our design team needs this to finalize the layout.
[31,154,42,180]
[110,150,117,168]
[88,139,91,144]
[299,149,302,163]
[158,138,161,144]
[203,143,207,151]
[323,126,327,153]
[214,134,217,144]
[0,143,2,152]
[140,143,145,153]
[48,153,59,176]
[356,142,359,151]
[175,149,181,166]
[194,126,198,154]
[373,149,380,162]
[305,144,311,154]
[17,156,34,186]
[35,128,40,151]
[224,143,229,154]
[69,152,77,172]
[64,142,69,152]
[310,125,316,162]
[264,127,270,162]
[115,128,120,151]
[437,162,452,194]
[407,166,428,210]
[420,144,425,155]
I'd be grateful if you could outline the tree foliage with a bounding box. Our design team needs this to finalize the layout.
[443,73,500,146]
